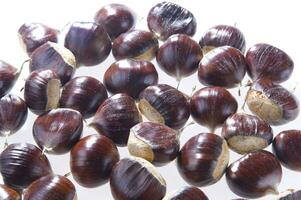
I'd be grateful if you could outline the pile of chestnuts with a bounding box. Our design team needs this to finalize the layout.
[0,1,300,200]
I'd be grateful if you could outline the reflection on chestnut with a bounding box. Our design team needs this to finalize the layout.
[162,186,208,200]
[0,184,20,200]
[0,60,19,98]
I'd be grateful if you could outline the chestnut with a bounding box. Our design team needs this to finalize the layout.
[147,1,197,40]
[64,21,111,66]
[23,175,76,200]
[24,69,61,115]
[18,22,58,56]
[0,60,19,98]
[246,43,294,83]
[29,41,76,85]
[128,122,179,166]
[0,143,52,190]
[226,150,282,199]
[199,25,246,54]
[221,113,273,154]
[163,186,208,200]
[0,184,20,200]
[246,79,299,125]
[104,59,158,98]
[110,157,166,200]
[94,3,135,40]
[60,76,108,118]
[198,46,247,88]
[277,190,301,200]
[70,134,120,188]
[190,87,238,132]
[90,93,141,146]
[112,30,159,61]
[138,84,190,129]
[272,130,301,171]
[33,108,83,154]
[177,133,229,187]
[156,34,203,81]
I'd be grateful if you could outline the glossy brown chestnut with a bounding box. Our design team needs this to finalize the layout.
[33,108,83,154]
[177,133,229,187]
[104,59,158,98]
[112,30,159,61]
[221,113,273,154]
[162,186,208,200]
[0,61,19,98]
[199,25,246,53]
[24,69,61,115]
[156,34,203,80]
[277,190,301,200]
[94,3,135,40]
[29,41,76,85]
[246,79,299,125]
[60,76,108,118]
[70,134,120,188]
[23,175,76,200]
[246,43,294,83]
[90,93,141,146]
[110,157,166,200]
[226,150,282,199]
[64,22,111,66]
[0,143,52,190]
[272,130,301,171]
[18,23,58,56]
[190,87,238,131]
[198,46,247,88]
[128,122,179,166]
[0,95,28,137]
[0,184,20,200]
[138,84,190,129]
[147,1,197,40]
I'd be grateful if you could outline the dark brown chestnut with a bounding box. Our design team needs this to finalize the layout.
[18,23,58,56]
[246,79,299,125]
[0,60,19,98]
[70,134,120,188]
[272,130,301,171]
[112,30,159,61]
[60,76,108,118]
[162,186,208,200]
[64,22,111,66]
[94,3,135,40]
[246,43,294,83]
[24,69,61,115]
[138,84,190,129]
[221,112,273,154]
[277,190,301,200]
[128,122,179,166]
[177,133,229,187]
[90,93,141,146]
[147,1,197,40]
[190,87,238,132]
[198,46,247,88]
[29,41,76,85]
[199,25,246,53]
[23,175,76,200]
[156,34,203,81]
[0,184,20,200]
[226,150,282,198]
[33,108,83,154]
[0,143,52,190]
[110,157,166,200]
[104,59,158,98]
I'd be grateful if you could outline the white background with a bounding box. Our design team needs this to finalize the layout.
[0,0,301,199]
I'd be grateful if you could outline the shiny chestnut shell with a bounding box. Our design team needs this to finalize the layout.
[70,134,120,188]
[60,76,108,118]
[0,143,52,190]
[0,60,18,98]
[33,108,83,154]
[162,186,208,200]
[23,175,76,200]
[156,34,203,80]
[64,22,111,66]
[104,59,158,98]
[198,46,247,88]
[94,3,135,40]
[246,43,294,83]
[0,184,20,200]
[226,150,282,199]
[147,1,197,40]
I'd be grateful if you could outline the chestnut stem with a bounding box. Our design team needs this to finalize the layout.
[238,82,242,96]
[178,121,195,134]
[4,133,9,148]
[292,81,299,93]
[241,81,253,111]
[64,172,71,177]
[189,85,196,98]
[176,79,181,90]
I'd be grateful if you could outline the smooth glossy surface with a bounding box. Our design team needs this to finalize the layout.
[163,186,208,200]
[0,60,18,98]
[0,184,20,200]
